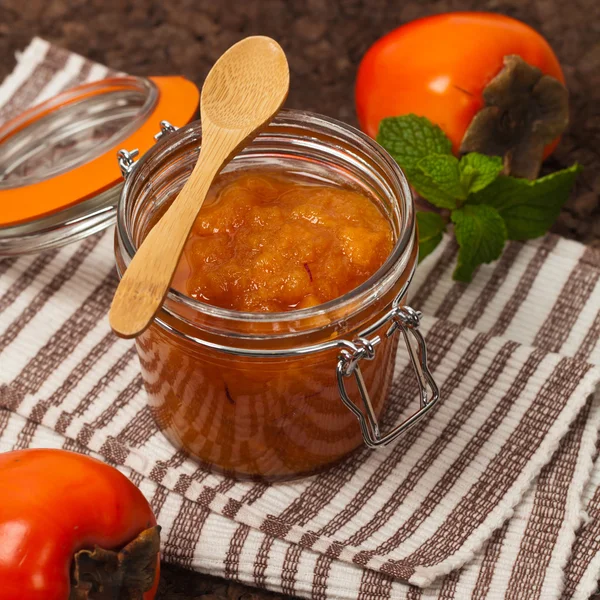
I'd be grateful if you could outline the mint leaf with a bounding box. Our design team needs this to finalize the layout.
[414,153,503,208]
[377,115,579,279]
[469,164,581,240]
[377,115,453,170]
[378,115,458,209]
[451,205,507,282]
[404,170,459,209]
[459,153,504,194]
[418,154,464,206]
[417,211,446,262]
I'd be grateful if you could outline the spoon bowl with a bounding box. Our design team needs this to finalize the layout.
[202,37,289,131]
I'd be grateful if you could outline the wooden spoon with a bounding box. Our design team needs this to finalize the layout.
[109,36,289,338]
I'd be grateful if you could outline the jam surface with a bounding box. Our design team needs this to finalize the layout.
[173,172,394,312]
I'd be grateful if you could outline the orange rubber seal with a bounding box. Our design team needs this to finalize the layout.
[0,76,199,227]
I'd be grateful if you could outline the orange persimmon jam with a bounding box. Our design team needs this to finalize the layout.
[171,172,394,311]
[135,167,403,480]
[133,169,400,480]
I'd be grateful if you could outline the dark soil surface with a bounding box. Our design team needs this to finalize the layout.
[0,1,599,598]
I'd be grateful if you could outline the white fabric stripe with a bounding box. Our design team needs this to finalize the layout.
[319,551,364,599]
[85,63,110,83]
[42,337,131,429]
[465,240,539,332]
[446,565,479,600]
[15,247,117,414]
[561,278,600,358]
[540,394,600,599]
[503,238,586,346]
[0,241,83,378]
[444,263,497,324]
[196,511,238,574]
[409,234,453,291]
[488,489,536,600]
[61,354,141,437]
[412,247,456,316]
[33,52,86,104]
[571,553,600,600]
[152,490,184,557]
[0,37,49,110]
[582,459,600,509]
[0,253,39,309]
[18,318,116,418]
[588,339,600,368]
[251,529,289,591]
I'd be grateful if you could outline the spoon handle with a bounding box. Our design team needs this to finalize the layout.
[109,35,289,340]
[109,138,229,339]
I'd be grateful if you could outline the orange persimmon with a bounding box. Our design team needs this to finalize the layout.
[356,12,565,160]
[0,449,159,600]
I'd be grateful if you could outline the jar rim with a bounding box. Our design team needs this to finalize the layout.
[117,108,416,327]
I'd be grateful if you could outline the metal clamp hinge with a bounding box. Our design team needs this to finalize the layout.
[154,120,178,141]
[117,148,139,179]
[116,121,178,178]
[336,305,440,449]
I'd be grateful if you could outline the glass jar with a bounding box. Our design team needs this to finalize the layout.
[114,110,439,480]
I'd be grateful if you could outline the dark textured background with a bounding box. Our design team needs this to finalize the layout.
[0,0,598,598]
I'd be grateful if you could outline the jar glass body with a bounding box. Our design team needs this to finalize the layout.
[115,110,418,480]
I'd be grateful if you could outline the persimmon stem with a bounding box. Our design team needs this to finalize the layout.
[460,54,569,179]
[70,525,161,600]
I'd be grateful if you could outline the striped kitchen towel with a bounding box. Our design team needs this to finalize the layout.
[1,38,600,600]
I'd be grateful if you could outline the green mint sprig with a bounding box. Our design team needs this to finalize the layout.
[378,115,581,282]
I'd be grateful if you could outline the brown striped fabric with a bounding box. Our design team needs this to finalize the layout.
[505,402,592,599]
[0,43,68,121]
[1,39,600,600]
[470,523,509,600]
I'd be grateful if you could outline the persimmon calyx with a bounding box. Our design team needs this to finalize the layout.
[70,525,161,600]
[460,54,569,179]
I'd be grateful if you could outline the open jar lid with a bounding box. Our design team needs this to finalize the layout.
[0,75,199,256]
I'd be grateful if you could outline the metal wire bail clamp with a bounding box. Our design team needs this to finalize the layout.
[336,305,440,449]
